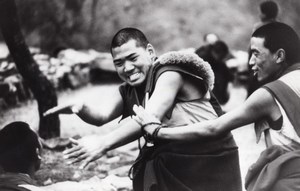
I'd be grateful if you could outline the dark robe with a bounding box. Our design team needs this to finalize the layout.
[245,63,300,191]
[0,172,36,191]
[119,52,242,191]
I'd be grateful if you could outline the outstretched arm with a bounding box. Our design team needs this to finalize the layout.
[63,117,141,169]
[64,71,184,168]
[134,88,282,141]
[44,90,124,126]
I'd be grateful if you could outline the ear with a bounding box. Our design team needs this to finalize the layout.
[275,49,286,64]
[146,43,156,60]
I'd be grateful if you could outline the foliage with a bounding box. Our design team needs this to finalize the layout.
[10,0,300,54]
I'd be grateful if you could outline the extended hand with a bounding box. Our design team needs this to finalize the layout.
[43,102,83,116]
[63,135,107,169]
[133,105,161,133]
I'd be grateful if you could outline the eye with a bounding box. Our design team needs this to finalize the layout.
[130,56,138,61]
[114,61,124,67]
[251,51,259,58]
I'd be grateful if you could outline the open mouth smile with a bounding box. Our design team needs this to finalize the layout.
[251,68,258,76]
[128,72,141,82]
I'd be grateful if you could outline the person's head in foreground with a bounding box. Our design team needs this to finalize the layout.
[249,22,300,84]
[0,121,42,177]
[110,27,157,87]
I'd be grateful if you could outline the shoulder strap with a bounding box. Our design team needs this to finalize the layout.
[144,64,207,118]
[145,64,205,98]
[263,80,300,137]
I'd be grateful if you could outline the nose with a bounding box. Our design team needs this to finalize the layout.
[248,54,255,67]
[124,61,135,73]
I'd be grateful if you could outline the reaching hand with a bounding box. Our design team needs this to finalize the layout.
[133,105,161,125]
[43,102,83,117]
[63,135,107,169]
[132,105,161,133]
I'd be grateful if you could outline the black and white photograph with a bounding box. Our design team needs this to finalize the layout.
[1,0,300,190]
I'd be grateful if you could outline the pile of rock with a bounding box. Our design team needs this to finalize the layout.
[0,44,117,107]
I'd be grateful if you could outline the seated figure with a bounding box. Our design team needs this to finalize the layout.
[0,121,42,191]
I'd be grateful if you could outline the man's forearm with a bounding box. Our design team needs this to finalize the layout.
[76,104,116,126]
[157,120,221,141]
[103,118,142,151]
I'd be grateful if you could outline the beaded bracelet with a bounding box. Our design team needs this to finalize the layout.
[140,122,161,134]
[140,122,161,143]
[152,126,162,140]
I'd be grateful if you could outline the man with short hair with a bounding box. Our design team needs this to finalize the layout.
[133,22,300,191]
[248,1,280,95]
[45,27,242,190]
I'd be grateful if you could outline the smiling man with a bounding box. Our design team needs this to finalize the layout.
[44,28,242,190]
[112,39,153,86]
[133,22,300,191]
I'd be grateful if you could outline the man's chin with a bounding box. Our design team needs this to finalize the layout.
[257,76,273,86]
[255,74,263,82]
[127,78,146,87]
[128,80,142,87]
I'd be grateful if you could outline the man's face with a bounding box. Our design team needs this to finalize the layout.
[249,37,279,82]
[112,40,154,86]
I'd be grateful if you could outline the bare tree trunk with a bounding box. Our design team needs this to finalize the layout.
[0,0,60,139]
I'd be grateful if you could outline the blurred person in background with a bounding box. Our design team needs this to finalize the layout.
[195,40,233,105]
[254,0,279,30]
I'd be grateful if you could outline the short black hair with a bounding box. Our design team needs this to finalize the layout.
[260,1,278,19]
[211,40,229,60]
[0,121,41,173]
[110,27,149,54]
[252,22,300,65]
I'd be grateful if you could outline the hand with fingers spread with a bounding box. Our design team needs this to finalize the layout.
[63,135,108,169]
[132,105,161,134]
[43,102,84,117]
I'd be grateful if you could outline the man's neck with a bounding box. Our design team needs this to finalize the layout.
[282,62,300,75]
[133,81,147,106]
[135,80,147,95]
